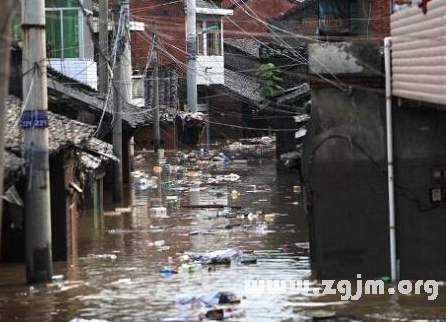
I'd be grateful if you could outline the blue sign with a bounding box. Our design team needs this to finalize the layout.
[21,110,49,129]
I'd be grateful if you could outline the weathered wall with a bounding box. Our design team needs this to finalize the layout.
[305,38,446,280]
[393,101,446,280]
[50,151,82,262]
[302,87,389,279]
[208,93,245,140]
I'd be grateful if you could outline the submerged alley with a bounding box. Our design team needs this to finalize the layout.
[0,0,446,321]
[0,144,445,321]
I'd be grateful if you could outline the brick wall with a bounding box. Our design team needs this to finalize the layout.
[270,0,319,37]
[131,0,186,72]
[369,0,391,42]
[274,0,390,42]
[221,0,296,38]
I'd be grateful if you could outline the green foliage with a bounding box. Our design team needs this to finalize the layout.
[256,63,285,108]
[12,20,22,42]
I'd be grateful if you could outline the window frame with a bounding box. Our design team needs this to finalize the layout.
[317,0,351,36]
[45,6,83,59]
[196,19,222,57]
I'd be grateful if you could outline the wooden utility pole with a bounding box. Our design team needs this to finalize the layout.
[112,0,132,205]
[152,26,161,161]
[0,0,14,252]
[186,0,197,112]
[98,0,109,94]
[22,0,53,284]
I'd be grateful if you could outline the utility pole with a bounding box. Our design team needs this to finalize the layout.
[22,0,53,284]
[205,90,210,152]
[112,0,132,205]
[0,0,13,252]
[98,0,109,94]
[186,0,197,112]
[152,25,161,163]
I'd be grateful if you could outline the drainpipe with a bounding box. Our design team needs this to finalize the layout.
[384,37,398,282]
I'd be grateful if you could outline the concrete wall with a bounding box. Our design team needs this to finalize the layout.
[196,55,225,85]
[393,101,446,280]
[302,87,390,279]
[304,40,446,280]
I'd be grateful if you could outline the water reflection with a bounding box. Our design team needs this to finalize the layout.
[0,157,444,321]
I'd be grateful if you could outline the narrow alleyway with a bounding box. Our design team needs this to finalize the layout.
[0,147,444,321]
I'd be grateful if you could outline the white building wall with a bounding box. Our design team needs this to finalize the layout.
[196,55,225,85]
[49,59,98,90]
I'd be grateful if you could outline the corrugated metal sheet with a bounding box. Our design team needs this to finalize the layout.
[391,0,446,105]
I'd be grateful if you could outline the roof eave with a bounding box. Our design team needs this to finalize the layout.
[196,8,233,15]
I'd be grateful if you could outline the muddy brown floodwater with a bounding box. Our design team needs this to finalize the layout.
[0,156,444,321]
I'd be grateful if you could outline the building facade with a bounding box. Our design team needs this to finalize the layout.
[45,0,97,89]
[302,0,393,279]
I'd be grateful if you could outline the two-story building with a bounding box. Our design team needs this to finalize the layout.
[130,0,233,148]
[45,0,97,89]
[301,0,393,279]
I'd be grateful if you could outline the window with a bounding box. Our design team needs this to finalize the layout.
[318,0,350,35]
[196,21,204,55]
[196,20,222,56]
[206,21,221,56]
[45,1,80,58]
[45,0,79,7]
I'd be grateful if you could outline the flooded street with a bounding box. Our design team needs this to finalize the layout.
[0,153,444,321]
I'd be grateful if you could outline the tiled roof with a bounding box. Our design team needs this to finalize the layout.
[225,38,261,58]
[85,137,118,161]
[47,68,152,128]
[276,83,310,103]
[122,101,155,128]
[223,70,311,113]
[197,0,221,9]
[80,152,102,171]
[5,96,95,154]
[223,69,261,103]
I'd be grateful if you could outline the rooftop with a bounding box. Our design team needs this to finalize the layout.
[224,38,261,58]
[224,69,261,103]
[197,0,221,9]
[47,68,153,128]
[5,96,95,154]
